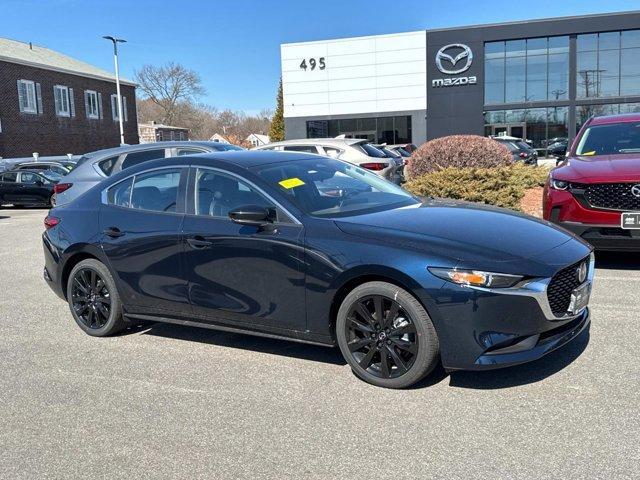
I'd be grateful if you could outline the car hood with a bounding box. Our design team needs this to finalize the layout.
[335,199,590,268]
[555,155,640,182]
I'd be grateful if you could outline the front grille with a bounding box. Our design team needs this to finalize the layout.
[547,258,588,317]
[583,183,640,211]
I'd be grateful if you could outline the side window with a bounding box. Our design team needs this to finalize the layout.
[322,147,342,158]
[2,172,17,183]
[20,172,39,184]
[130,169,181,213]
[176,148,206,156]
[121,149,166,170]
[195,169,274,218]
[98,156,120,176]
[283,145,318,153]
[107,177,133,208]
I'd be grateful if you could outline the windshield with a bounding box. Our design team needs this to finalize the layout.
[576,121,640,156]
[254,157,418,218]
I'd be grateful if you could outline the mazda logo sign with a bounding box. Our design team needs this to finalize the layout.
[435,44,473,75]
[631,184,640,198]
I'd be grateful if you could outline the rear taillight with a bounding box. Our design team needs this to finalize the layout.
[44,216,60,230]
[53,183,72,194]
[519,152,528,158]
[360,162,389,171]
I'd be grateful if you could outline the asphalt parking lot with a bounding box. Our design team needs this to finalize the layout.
[0,208,638,479]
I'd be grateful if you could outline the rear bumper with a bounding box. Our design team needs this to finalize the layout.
[42,232,65,300]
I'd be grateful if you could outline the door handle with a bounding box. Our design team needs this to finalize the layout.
[103,227,125,238]
[187,236,213,249]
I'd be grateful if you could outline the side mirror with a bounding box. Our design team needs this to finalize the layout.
[228,205,273,226]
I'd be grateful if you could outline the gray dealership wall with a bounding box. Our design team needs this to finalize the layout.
[285,109,427,144]
[426,11,640,141]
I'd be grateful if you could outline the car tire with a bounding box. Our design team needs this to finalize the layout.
[67,259,126,337]
[336,281,439,389]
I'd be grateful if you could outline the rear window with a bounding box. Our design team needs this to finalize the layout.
[576,121,640,156]
[121,149,166,170]
[283,145,318,153]
[356,143,387,158]
[1,172,17,182]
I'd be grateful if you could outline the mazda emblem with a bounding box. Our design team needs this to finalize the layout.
[631,184,640,198]
[435,44,474,75]
[577,262,588,284]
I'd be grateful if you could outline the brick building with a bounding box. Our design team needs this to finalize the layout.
[0,37,138,158]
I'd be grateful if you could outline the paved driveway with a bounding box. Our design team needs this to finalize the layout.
[0,208,638,479]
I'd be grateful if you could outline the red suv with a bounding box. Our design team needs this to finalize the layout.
[543,113,640,251]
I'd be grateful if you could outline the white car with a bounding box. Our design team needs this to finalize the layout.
[253,138,403,184]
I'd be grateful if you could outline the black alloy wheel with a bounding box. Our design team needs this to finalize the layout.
[71,268,111,329]
[345,295,418,379]
[336,281,439,388]
[67,259,126,336]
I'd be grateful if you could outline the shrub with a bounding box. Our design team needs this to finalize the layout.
[406,135,512,179]
[404,164,550,211]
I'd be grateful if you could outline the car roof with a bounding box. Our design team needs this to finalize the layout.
[256,138,367,148]
[589,112,640,126]
[16,161,64,166]
[83,141,240,158]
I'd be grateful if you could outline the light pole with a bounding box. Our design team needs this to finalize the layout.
[103,36,127,146]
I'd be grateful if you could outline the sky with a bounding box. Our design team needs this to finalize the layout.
[2,0,638,114]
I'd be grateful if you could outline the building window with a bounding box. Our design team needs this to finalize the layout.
[306,115,412,144]
[484,36,568,105]
[577,29,640,99]
[576,102,640,132]
[53,85,71,117]
[17,79,37,114]
[85,90,100,119]
[110,94,128,122]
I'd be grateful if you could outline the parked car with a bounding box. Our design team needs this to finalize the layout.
[493,138,538,165]
[253,138,403,184]
[373,144,405,182]
[0,169,60,207]
[13,161,70,176]
[54,141,244,206]
[544,113,640,251]
[389,143,417,154]
[547,140,569,158]
[43,151,593,389]
[387,145,413,158]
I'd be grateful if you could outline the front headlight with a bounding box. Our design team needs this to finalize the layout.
[428,267,523,288]
[550,177,570,190]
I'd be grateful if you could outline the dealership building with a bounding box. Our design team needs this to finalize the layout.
[281,11,640,153]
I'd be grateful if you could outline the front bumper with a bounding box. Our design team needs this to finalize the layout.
[557,221,640,251]
[428,254,594,371]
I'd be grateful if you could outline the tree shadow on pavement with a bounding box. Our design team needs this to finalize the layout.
[141,321,347,366]
[594,251,640,270]
[448,325,590,390]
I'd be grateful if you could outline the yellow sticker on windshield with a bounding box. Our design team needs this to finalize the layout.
[582,151,596,156]
[279,177,305,189]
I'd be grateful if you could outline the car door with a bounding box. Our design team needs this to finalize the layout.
[17,172,50,203]
[0,172,19,203]
[182,166,306,332]
[99,167,190,317]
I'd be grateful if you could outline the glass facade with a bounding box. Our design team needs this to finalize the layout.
[577,30,640,98]
[484,107,569,153]
[484,29,640,153]
[306,116,412,144]
[485,36,569,104]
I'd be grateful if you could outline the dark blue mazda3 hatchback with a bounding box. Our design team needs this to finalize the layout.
[42,151,593,388]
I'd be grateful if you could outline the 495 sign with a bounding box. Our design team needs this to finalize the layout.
[300,57,326,71]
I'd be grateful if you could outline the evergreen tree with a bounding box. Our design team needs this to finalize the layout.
[269,78,285,142]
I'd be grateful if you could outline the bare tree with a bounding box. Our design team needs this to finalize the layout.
[135,62,205,125]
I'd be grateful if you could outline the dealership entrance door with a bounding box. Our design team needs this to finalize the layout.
[489,123,527,140]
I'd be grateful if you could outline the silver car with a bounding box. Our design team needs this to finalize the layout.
[253,138,402,184]
[54,141,243,205]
